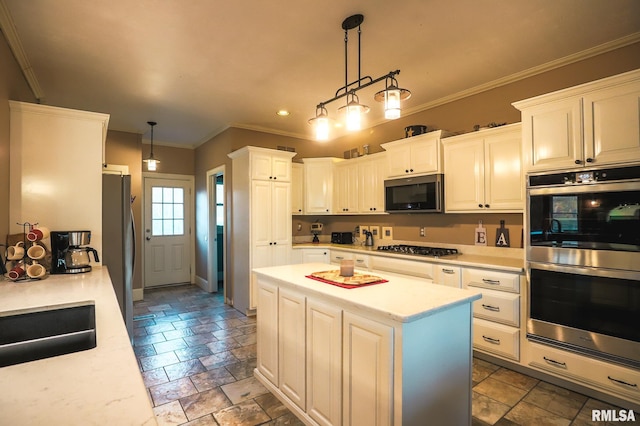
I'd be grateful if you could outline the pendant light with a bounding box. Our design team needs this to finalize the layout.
[309,14,411,140]
[143,121,160,171]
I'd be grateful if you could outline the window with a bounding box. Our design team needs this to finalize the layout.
[151,186,184,236]
[552,195,578,232]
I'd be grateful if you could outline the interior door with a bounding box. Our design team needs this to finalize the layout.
[144,177,192,287]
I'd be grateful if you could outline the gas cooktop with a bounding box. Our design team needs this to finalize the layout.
[376,245,459,258]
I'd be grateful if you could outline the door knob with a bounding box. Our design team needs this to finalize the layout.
[146,236,151,241]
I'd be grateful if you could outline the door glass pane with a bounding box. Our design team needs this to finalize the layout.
[151,185,185,236]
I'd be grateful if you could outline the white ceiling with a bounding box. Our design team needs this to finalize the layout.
[2,0,640,147]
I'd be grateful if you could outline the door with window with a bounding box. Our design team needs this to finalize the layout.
[144,177,192,287]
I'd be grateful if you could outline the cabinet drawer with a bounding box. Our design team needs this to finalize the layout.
[527,342,640,400]
[370,256,435,279]
[472,289,520,326]
[354,254,370,270]
[330,250,354,264]
[463,267,521,293]
[473,318,519,361]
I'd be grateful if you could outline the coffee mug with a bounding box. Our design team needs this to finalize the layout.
[27,226,50,242]
[7,241,25,260]
[26,263,47,279]
[8,264,26,280]
[27,245,46,260]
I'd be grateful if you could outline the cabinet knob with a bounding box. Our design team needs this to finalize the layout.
[410,169,414,172]
[273,176,277,179]
[574,159,582,165]
[484,204,490,208]
[405,169,409,173]
[478,204,483,208]
[273,241,277,245]
[586,158,593,163]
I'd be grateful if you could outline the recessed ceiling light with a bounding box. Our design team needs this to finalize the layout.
[276,109,290,116]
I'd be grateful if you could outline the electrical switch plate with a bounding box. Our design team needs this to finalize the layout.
[381,226,393,240]
[369,226,380,239]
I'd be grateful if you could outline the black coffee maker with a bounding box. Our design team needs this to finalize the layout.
[51,231,99,274]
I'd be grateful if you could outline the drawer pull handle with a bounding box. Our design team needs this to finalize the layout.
[356,259,365,263]
[607,376,638,388]
[482,279,501,285]
[481,304,500,312]
[442,269,455,274]
[543,356,567,368]
[335,256,344,260]
[482,335,500,345]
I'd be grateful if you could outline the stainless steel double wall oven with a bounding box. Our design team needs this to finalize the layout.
[526,165,640,369]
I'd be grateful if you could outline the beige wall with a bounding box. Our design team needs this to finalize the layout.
[0,31,37,247]
[105,131,196,290]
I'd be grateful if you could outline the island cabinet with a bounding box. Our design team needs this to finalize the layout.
[443,123,524,213]
[381,130,453,177]
[254,263,481,426]
[228,146,296,314]
[513,69,640,172]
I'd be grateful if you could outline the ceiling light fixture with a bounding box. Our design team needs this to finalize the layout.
[143,121,160,171]
[309,14,411,141]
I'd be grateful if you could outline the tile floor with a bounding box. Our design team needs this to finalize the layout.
[133,284,632,426]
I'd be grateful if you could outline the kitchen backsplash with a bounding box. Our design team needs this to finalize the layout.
[293,213,524,248]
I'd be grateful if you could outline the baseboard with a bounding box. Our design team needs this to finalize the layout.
[195,275,210,292]
[133,287,144,302]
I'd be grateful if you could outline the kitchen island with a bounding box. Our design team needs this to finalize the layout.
[253,263,482,426]
[0,267,156,425]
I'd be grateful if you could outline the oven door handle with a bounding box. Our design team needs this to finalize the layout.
[528,262,640,281]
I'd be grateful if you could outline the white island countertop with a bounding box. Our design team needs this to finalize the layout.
[254,263,482,323]
[0,267,156,426]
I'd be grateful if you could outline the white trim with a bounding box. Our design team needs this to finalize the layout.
[206,165,227,299]
[141,173,196,290]
[195,275,208,292]
[132,287,144,302]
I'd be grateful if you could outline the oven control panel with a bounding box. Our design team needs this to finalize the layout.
[529,165,640,187]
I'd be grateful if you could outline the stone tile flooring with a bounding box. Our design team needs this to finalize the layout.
[133,284,632,426]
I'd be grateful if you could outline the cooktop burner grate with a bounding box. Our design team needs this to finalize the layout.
[376,245,459,258]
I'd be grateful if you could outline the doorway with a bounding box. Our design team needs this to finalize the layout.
[143,174,194,288]
[206,166,226,300]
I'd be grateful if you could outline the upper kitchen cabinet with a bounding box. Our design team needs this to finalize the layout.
[443,123,523,213]
[381,130,453,177]
[291,163,304,214]
[357,152,387,214]
[228,146,296,314]
[302,157,343,214]
[9,101,109,255]
[513,69,640,172]
[251,149,293,181]
[334,160,359,214]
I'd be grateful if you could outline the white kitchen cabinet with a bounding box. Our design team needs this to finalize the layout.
[443,123,523,213]
[251,150,292,181]
[303,158,342,214]
[9,102,109,258]
[342,312,393,426]
[256,278,279,385]
[291,163,304,214]
[301,248,330,264]
[330,249,370,270]
[370,255,435,279]
[381,130,452,177]
[358,152,387,213]
[526,341,640,403]
[514,69,640,172]
[334,161,359,213]
[278,288,307,410]
[434,264,462,288]
[463,265,523,361]
[307,300,342,426]
[228,146,296,314]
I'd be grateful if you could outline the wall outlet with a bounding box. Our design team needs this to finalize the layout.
[359,225,369,239]
[420,227,425,237]
[381,226,393,240]
[370,226,380,239]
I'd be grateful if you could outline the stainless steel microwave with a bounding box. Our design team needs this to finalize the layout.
[384,174,444,213]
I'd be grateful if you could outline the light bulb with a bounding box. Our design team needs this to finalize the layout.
[384,87,401,119]
[147,159,157,171]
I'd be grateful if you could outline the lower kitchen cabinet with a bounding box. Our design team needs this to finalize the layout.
[473,318,520,361]
[307,300,342,426]
[434,264,462,288]
[278,288,306,410]
[526,341,640,403]
[256,279,279,385]
[343,312,393,426]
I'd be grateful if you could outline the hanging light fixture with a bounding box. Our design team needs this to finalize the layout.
[143,121,160,171]
[309,14,411,140]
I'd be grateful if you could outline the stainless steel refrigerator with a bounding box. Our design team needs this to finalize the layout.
[102,173,134,341]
